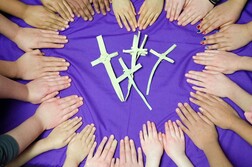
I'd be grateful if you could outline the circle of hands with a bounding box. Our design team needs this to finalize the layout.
[4,0,252,166]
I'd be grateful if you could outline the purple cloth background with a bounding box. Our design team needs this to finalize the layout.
[0,0,252,166]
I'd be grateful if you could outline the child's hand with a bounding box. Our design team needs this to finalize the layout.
[34,95,83,130]
[193,50,240,74]
[139,121,163,167]
[202,24,252,51]
[65,124,96,166]
[176,103,218,150]
[165,0,186,22]
[178,0,213,26]
[23,6,68,31]
[112,0,137,31]
[85,135,117,167]
[15,50,69,80]
[245,112,252,124]
[41,0,74,22]
[13,28,68,52]
[138,0,164,30]
[119,137,144,167]
[44,117,83,149]
[185,70,236,97]
[65,0,94,21]
[190,91,240,129]
[92,0,112,15]
[162,121,192,167]
[198,0,243,34]
[26,75,71,104]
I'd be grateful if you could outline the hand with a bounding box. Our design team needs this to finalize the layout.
[119,137,144,167]
[139,121,163,167]
[15,50,69,80]
[189,91,240,129]
[85,135,117,167]
[112,0,137,31]
[34,95,83,130]
[13,28,68,52]
[185,70,236,97]
[176,103,218,150]
[201,24,252,51]
[198,0,243,34]
[162,121,186,165]
[65,0,94,21]
[178,0,213,26]
[192,50,241,74]
[26,75,71,104]
[138,0,164,30]
[92,0,112,15]
[165,0,186,22]
[44,117,83,149]
[65,124,96,166]
[41,0,74,22]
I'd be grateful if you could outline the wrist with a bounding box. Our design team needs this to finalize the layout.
[32,112,46,131]
[145,155,162,167]
[20,4,29,20]
[174,155,193,167]
[64,156,80,167]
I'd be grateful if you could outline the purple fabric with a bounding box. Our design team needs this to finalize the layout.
[1,0,252,166]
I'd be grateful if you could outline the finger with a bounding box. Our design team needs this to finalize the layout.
[94,136,108,158]
[104,0,111,12]
[41,91,59,102]
[87,142,97,159]
[130,139,137,163]
[124,136,131,162]
[120,139,126,163]
[63,0,74,19]
[151,122,158,138]
[137,147,143,165]
[105,139,117,162]
[124,11,136,31]
[120,14,131,31]
[62,99,83,115]
[98,0,106,15]
[93,0,100,14]
[142,123,148,139]
[115,13,123,28]
[176,120,191,137]
[62,108,79,120]
[100,135,114,159]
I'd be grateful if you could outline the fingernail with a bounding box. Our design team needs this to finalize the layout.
[197,29,201,33]
[197,25,200,29]
[203,37,206,40]
[200,41,205,45]
[200,19,203,22]
[205,46,208,49]
[202,31,206,35]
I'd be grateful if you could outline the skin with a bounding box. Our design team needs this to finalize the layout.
[4,95,83,164]
[165,0,186,22]
[138,0,164,30]
[85,135,117,167]
[139,121,163,167]
[0,14,68,52]
[198,0,247,34]
[64,124,96,167]
[185,70,252,112]
[41,0,74,22]
[0,0,68,31]
[118,137,144,167]
[65,0,94,21]
[177,0,213,26]
[0,50,69,80]
[176,103,232,167]
[162,120,193,167]
[201,22,252,51]
[92,0,112,15]
[112,0,137,32]
[0,75,71,104]
[245,112,252,124]
[190,91,252,145]
[7,117,83,167]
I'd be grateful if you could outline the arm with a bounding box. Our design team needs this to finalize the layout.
[176,103,232,167]
[237,55,252,72]
[0,0,27,20]
[228,83,252,113]
[0,74,28,101]
[7,118,82,167]
[202,142,232,167]
[0,13,19,42]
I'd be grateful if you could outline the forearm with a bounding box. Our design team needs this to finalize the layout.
[0,74,28,101]
[0,0,28,19]
[172,155,193,167]
[7,139,52,167]
[0,14,20,42]
[6,115,45,154]
[145,157,161,167]
[230,118,252,145]
[63,157,79,167]
[203,142,232,167]
[246,21,252,40]
[0,60,18,78]
[228,83,252,112]
[237,56,252,72]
